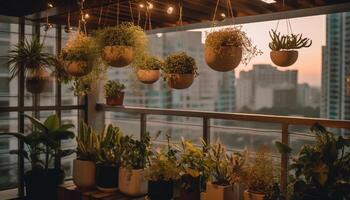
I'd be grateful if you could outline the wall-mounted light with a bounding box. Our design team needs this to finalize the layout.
[167,6,174,14]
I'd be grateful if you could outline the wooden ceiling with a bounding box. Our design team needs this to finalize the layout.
[0,0,350,30]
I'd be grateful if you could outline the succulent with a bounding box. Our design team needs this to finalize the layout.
[104,80,125,98]
[269,29,312,51]
[76,122,98,161]
[163,52,198,75]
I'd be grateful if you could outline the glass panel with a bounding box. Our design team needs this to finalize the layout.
[105,112,140,138]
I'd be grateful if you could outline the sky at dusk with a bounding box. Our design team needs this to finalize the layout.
[196,15,326,87]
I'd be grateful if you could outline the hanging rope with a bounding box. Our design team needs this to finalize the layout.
[129,0,135,24]
[117,0,120,26]
[98,7,103,27]
[211,0,220,27]
[211,0,235,27]
[274,0,293,34]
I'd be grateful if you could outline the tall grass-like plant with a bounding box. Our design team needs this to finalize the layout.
[269,30,312,51]
[76,122,98,161]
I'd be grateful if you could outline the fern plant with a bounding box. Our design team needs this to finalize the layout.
[269,29,312,51]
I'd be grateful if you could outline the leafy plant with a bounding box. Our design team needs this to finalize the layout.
[243,145,276,194]
[104,80,126,98]
[163,52,198,75]
[76,122,98,161]
[278,123,350,200]
[5,38,55,80]
[205,27,262,65]
[269,29,312,51]
[96,124,123,166]
[263,183,286,200]
[120,133,152,169]
[132,53,164,70]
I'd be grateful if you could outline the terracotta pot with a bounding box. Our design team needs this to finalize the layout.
[270,50,298,67]
[64,60,92,77]
[243,190,265,200]
[73,159,96,190]
[95,164,119,192]
[200,192,208,200]
[106,92,124,106]
[206,182,234,200]
[204,46,242,72]
[25,68,50,94]
[346,75,350,96]
[119,167,148,197]
[136,69,160,84]
[102,45,134,68]
[166,74,194,89]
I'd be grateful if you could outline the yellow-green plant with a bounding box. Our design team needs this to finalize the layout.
[96,125,123,166]
[104,80,125,98]
[76,122,98,161]
[132,53,164,70]
[163,52,198,75]
[269,29,312,51]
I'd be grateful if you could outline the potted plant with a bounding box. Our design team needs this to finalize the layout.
[163,52,198,89]
[118,133,152,196]
[243,145,275,200]
[269,29,312,67]
[203,142,246,200]
[61,32,99,77]
[95,23,147,68]
[145,136,180,200]
[73,122,98,190]
[95,124,123,192]
[204,27,261,72]
[176,138,209,200]
[276,123,350,200]
[104,80,126,106]
[263,183,286,200]
[6,38,54,94]
[7,114,75,200]
[133,53,163,84]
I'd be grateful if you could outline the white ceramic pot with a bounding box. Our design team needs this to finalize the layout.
[73,159,96,190]
[206,182,235,200]
[243,190,265,200]
[118,167,148,196]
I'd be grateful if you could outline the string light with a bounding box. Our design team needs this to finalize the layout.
[147,2,153,9]
[48,2,54,8]
[84,13,90,19]
[167,6,174,14]
[139,3,144,8]
[220,13,226,18]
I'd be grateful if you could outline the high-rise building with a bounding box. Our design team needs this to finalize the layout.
[297,83,321,108]
[321,13,350,121]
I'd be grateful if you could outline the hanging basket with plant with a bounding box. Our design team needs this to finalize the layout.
[104,80,125,106]
[95,23,147,68]
[163,52,198,89]
[6,38,54,94]
[205,27,261,72]
[133,53,163,84]
[269,29,312,67]
[60,32,98,77]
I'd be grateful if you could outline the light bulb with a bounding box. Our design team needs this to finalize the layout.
[139,3,144,8]
[156,33,163,38]
[48,2,54,8]
[167,6,174,14]
[220,13,226,18]
[147,2,153,9]
[84,13,90,19]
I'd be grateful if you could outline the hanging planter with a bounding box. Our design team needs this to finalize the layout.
[269,29,312,67]
[95,23,147,68]
[205,27,260,72]
[163,52,198,89]
[104,80,125,106]
[63,60,92,77]
[6,38,54,94]
[133,54,163,84]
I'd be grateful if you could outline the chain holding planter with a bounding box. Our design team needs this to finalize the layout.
[268,0,312,67]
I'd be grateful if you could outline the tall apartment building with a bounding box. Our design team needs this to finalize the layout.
[321,13,350,121]
[236,64,298,111]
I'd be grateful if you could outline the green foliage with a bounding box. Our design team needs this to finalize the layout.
[96,125,123,166]
[76,122,98,161]
[61,32,98,61]
[5,38,55,80]
[104,80,126,98]
[132,53,164,70]
[205,27,262,65]
[269,29,312,51]
[120,133,152,169]
[163,52,198,75]
[289,123,350,200]
[263,183,286,200]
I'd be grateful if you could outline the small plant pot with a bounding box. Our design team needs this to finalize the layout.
[25,168,64,200]
[148,180,173,200]
[95,164,119,192]
[166,74,194,89]
[270,50,298,67]
[346,75,350,96]
[136,69,160,84]
[180,175,201,200]
[102,45,134,68]
[25,68,50,94]
[119,167,148,197]
[243,190,265,200]
[73,159,96,190]
[64,60,92,77]
[204,46,242,72]
[206,182,234,200]
[106,92,124,106]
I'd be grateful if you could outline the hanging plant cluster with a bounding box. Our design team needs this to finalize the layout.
[132,53,163,84]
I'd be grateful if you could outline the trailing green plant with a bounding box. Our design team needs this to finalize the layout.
[132,53,164,70]
[205,27,262,65]
[243,145,276,194]
[269,29,312,51]
[276,123,350,200]
[5,38,55,79]
[263,183,286,200]
[96,124,123,166]
[120,133,152,169]
[104,80,126,98]
[76,122,99,161]
[163,52,198,75]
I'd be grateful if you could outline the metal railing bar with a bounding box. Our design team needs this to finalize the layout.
[0,105,85,112]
